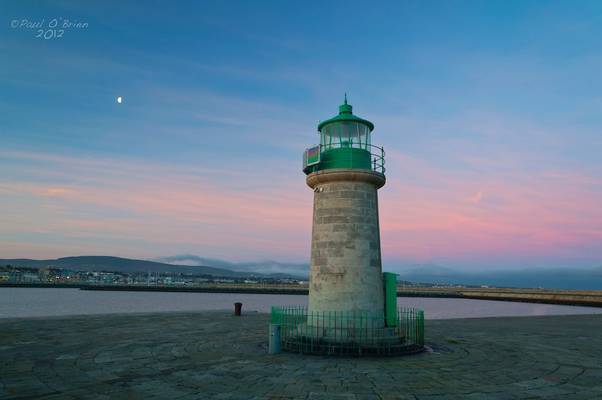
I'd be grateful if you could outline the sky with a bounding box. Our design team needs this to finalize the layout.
[1,0,601,272]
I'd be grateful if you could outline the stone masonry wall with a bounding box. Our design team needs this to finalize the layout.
[307,177,384,317]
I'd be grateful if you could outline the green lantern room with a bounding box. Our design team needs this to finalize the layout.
[303,95,385,175]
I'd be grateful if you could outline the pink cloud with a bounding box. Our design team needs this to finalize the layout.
[378,149,602,266]
[0,150,313,261]
[1,147,601,268]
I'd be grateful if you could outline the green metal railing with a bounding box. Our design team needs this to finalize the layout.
[271,306,424,356]
[303,143,385,174]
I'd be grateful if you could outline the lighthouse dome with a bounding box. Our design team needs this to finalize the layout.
[317,95,374,132]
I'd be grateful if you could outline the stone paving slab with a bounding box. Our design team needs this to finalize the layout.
[1,312,602,399]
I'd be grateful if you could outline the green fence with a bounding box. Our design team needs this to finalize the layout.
[270,306,424,356]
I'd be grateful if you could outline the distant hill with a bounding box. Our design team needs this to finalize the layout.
[0,256,257,277]
[396,264,602,291]
[156,255,602,290]
[155,255,309,277]
[4,255,601,290]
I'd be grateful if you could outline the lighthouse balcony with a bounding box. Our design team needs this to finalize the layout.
[303,142,385,175]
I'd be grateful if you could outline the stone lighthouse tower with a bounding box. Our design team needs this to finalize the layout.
[303,96,386,320]
[269,96,423,355]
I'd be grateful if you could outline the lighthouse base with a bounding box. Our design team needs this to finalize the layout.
[270,306,425,357]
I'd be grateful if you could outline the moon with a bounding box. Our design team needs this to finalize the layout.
[117,96,123,104]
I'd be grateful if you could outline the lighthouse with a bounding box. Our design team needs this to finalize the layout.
[270,96,423,356]
[303,95,386,320]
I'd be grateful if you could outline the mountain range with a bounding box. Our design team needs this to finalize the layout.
[154,255,308,276]
[0,256,302,278]
[157,256,602,290]
[2,255,602,290]
[395,264,602,290]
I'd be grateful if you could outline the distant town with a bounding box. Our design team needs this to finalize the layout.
[0,263,307,287]
[3,261,602,309]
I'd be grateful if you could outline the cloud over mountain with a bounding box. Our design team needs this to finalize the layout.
[155,255,309,277]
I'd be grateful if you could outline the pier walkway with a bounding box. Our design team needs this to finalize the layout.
[1,312,601,399]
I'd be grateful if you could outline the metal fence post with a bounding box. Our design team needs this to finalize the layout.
[268,323,281,354]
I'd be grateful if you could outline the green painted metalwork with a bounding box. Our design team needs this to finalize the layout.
[320,146,371,170]
[303,97,385,175]
[317,95,374,132]
[303,143,385,174]
[383,272,399,327]
[270,306,424,356]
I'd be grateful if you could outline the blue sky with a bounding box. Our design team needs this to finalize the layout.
[1,0,601,271]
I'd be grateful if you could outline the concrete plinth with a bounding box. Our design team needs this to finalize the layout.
[306,168,386,320]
